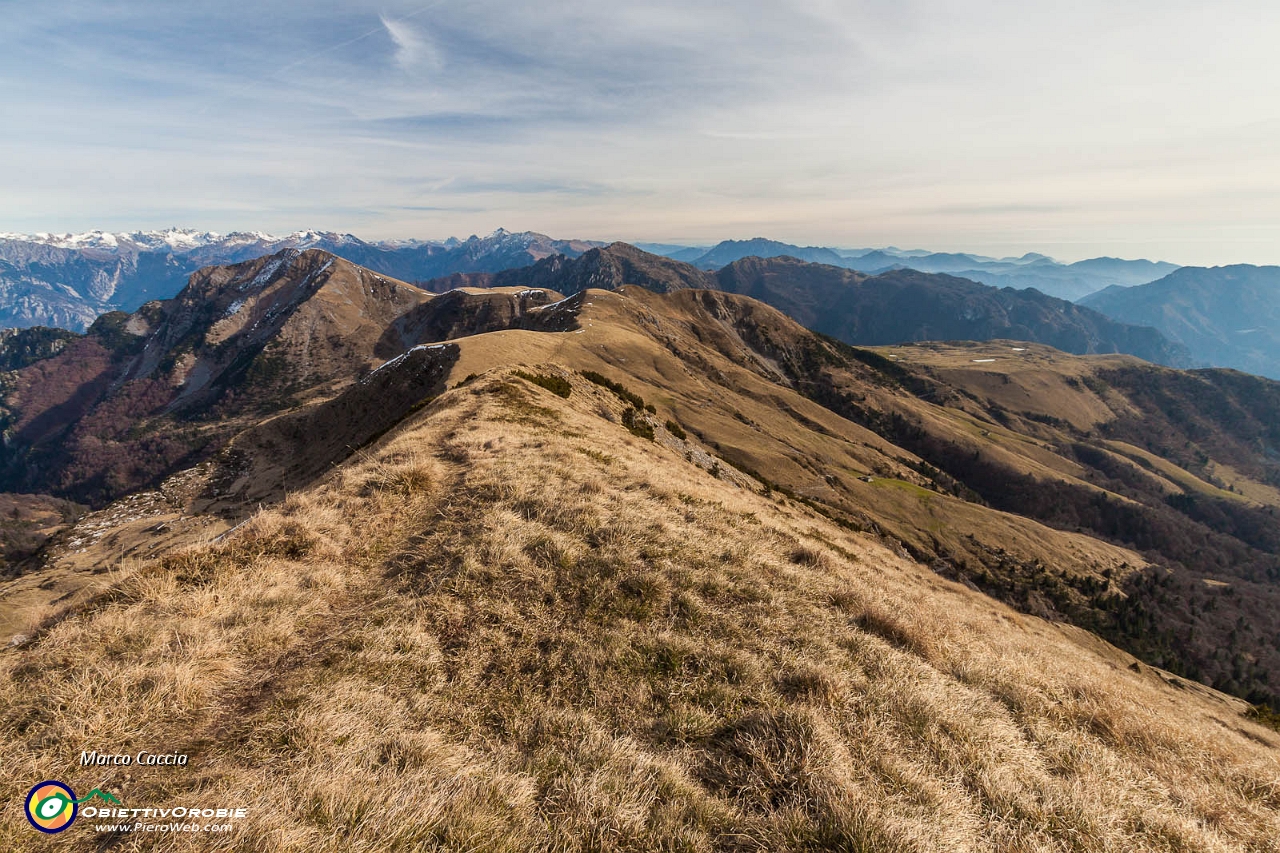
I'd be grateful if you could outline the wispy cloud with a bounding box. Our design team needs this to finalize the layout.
[379,14,437,71]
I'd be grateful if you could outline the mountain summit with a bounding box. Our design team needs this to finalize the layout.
[0,249,431,503]
[689,238,848,269]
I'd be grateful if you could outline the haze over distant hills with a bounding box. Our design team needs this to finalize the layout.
[642,239,1181,301]
[675,238,849,269]
[1081,265,1280,380]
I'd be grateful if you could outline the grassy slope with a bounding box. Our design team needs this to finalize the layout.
[2,361,1279,850]
[0,288,1232,674]
[6,284,1280,695]
[846,340,1280,698]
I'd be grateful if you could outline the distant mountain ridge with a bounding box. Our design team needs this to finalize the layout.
[644,239,1180,301]
[435,243,1190,366]
[1081,265,1280,379]
[0,228,601,330]
[690,238,847,269]
[0,227,1184,331]
[713,256,1190,366]
[0,242,1192,505]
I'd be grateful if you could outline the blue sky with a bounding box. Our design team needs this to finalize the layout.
[2,0,1279,264]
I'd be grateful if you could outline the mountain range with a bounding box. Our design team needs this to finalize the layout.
[0,229,1182,333]
[641,238,1181,301]
[0,228,602,330]
[0,242,1194,521]
[1,245,1278,849]
[437,243,1191,366]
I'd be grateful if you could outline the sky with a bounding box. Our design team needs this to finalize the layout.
[2,1,1279,265]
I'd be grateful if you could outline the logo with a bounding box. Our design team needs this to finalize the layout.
[24,782,119,834]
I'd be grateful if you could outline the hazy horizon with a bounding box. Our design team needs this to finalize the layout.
[4,1,1279,267]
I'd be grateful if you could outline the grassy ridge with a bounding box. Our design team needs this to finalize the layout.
[1,369,1276,850]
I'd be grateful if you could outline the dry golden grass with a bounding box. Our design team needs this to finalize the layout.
[1,368,1278,851]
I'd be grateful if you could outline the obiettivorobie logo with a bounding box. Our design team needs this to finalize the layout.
[23,781,248,836]
[24,782,119,834]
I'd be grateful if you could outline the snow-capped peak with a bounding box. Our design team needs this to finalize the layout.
[0,228,225,253]
[124,229,224,251]
[0,227,557,256]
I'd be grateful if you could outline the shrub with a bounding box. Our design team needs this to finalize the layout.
[621,407,655,441]
[789,546,829,569]
[1246,703,1280,732]
[665,420,687,441]
[581,370,646,409]
[513,370,571,398]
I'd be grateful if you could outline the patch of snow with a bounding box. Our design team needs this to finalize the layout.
[299,257,336,288]
[362,344,449,383]
[972,358,997,363]
[213,517,252,544]
[530,294,577,312]
[378,238,445,249]
[0,228,381,256]
[365,352,411,380]
[222,231,277,246]
[124,228,222,251]
[223,298,245,319]
[241,254,292,290]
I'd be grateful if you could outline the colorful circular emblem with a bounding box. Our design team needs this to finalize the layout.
[25,781,77,833]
